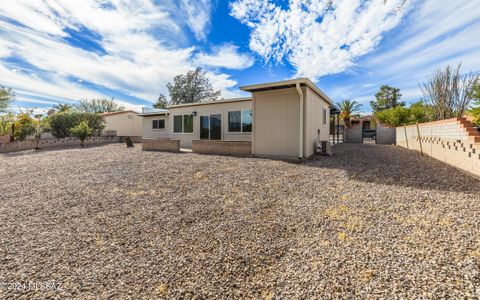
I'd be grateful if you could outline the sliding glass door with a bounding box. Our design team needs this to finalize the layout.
[199,114,222,140]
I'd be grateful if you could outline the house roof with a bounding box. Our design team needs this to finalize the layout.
[138,107,169,117]
[240,78,334,106]
[167,97,252,109]
[101,110,138,117]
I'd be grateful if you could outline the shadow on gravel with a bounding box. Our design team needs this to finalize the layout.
[303,143,480,193]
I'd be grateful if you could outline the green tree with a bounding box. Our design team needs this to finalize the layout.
[336,99,363,127]
[375,101,434,127]
[166,67,221,105]
[0,86,14,112]
[420,64,478,120]
[48,112,104,138]
[370,85,404,112]
[53,103,74,112]
[153,94,168,109]
[70,121,93,147]
[75,98,125,113]
[13,113,35,141]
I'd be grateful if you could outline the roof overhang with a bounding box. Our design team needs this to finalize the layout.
[240,78,333,106]
[167,97,251,109]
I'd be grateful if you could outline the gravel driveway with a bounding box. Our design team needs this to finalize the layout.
[1,143,479,299]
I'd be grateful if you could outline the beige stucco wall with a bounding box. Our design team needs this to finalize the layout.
[142,100,252,148]
[252,87,330,159]
[252,88,300,158]
[303,87,330,157]
[103,112,143,137]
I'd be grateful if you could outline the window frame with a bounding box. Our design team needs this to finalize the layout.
[173,114,194,134]
[322,108,327,126]
[152,119,165,130]
[227,109,252,133]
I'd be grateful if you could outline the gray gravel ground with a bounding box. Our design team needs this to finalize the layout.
[0,143,479,299]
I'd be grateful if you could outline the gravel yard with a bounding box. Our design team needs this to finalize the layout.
[1,143,479,299]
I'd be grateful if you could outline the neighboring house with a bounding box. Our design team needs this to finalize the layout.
[140,78,334,159]
[102,110,143,139]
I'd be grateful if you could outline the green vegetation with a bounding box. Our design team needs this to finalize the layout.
[75,98,125,113]
[48,112,104,138]
[0,113,14,136]
[159,67,221,106]
[13,113,35,141]
[53,103,74,112]
[336,99,363,127]
[153,94,168,109]
[370,85,404,113]
[375,101,434,127]
[70,121,93,147]
[0,86,14,112]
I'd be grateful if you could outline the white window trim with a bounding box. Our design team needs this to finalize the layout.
[173,114,194,134]
[227,109,252,133]
[152,119,166,131]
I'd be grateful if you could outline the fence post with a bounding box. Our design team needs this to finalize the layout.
[403,124,409,149]
[416,123,423,156]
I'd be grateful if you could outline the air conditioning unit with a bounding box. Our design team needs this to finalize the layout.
[316,140,332,156]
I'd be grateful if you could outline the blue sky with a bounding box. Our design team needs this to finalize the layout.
[0,0,479,114]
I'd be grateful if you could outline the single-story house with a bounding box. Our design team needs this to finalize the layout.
[140,78,335,159]
[102,110,143,139]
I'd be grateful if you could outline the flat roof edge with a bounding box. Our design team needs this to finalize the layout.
[240,78,333,106]
[167,97,251,109]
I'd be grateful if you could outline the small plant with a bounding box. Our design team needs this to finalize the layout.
[13,113,35,141]
[70,121,93,147]
[32,118,49,149]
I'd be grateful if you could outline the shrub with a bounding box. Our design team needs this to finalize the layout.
[13,113,35,141]
[48,112,104,138]
[70,121,93,147]
[0,113,14,136]
[375,101,434,127]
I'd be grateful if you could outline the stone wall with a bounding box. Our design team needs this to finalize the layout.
[141,138,180,152]
[376,122,396,145]
[0,136,120,153]
[192,140,252,156]
[344,124,362,143]
[396,118,480,178]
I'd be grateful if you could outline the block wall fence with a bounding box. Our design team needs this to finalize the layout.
[0,136,120,153]
[395,118,480,178]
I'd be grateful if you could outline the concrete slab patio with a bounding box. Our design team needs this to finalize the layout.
[0,144,479,299]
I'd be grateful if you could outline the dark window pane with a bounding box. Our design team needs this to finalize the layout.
[173,116,182,133]
[242,110,252,132]
[228,111,241,132]
[183,114,193,133]
[159,119,165,129]
[152,120,158,129]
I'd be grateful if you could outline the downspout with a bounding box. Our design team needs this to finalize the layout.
[296,82,304,159]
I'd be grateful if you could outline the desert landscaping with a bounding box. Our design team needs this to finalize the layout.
[1,144,479,299]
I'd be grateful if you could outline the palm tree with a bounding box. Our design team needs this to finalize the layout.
[336,99,363,127]
[53,103,74,112]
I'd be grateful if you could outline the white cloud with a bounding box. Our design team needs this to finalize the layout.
[230,0,411,80]
[196,44,254,70]
[0,0,245,107]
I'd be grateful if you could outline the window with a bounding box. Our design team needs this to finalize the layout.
[183,114,193,133]
[152,119,165,129]
[242,110,252,132]
[228,111,241,132]
[173,115,193,133]
[228,109,252,133]
[322,108,327,125]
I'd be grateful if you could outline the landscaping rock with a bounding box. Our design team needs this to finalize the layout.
[0,143,479,299]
